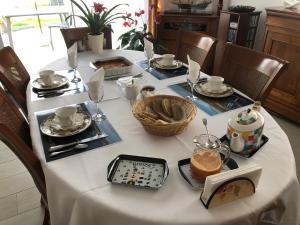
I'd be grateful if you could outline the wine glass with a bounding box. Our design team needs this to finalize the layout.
[187,70,201,101]
[88,84,106,122]
[68,52,81,83]
[144,49,154,71]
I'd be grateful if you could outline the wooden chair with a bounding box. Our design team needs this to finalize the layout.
[0,46,29,114]
[0,88,49,225]
[60,26,112,49]
[218,43,288,103]
[176,30,217,74]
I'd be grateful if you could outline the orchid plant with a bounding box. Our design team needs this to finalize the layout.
[118,6,164,51]
[67,0,129,35]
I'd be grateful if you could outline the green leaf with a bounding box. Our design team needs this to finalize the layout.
[120,36,130,48]
[70,0,89,19]
[78,0,91,15]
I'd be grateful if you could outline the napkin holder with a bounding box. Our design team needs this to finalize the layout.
[200,177,255,209]
[200,163,262,209]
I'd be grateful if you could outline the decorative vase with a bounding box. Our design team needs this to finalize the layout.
[88,33,104,54]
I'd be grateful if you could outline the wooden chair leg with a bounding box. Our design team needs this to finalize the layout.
[43,207,50,225]
[40,196,45,206]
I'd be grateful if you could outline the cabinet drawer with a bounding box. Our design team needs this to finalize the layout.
[266,15,300,32]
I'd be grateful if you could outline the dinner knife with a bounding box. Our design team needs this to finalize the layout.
[48,133,108,152]
[37,88,78,96]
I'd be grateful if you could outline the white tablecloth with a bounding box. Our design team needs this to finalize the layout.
[27,50,300,225]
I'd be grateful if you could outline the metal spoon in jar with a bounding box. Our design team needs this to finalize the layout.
[202,118,218,149]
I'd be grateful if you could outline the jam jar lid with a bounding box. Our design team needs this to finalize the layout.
[236,108,258,125]
[193,134,221,150]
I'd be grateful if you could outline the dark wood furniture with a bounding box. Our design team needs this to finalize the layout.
[0,88,49,225]
[218,10,261,48]
[156,12,219,56]
[60,26,112,50]
[176,30,217,73]
[0,46,29,114]
[263,7,300,124]
[214,10,261,75]
[219,43,288,102]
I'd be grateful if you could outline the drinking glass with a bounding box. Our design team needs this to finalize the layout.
[144,49,154,71]
[88,84,106,122]
[68,53,81,83]
[187,71,200,101]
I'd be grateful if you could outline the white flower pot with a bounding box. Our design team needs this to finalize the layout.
[88,33,104,54]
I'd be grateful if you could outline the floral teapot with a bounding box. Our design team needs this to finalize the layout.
[226,102,264,153]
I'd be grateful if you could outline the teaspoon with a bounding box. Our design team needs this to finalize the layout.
[49,143,88,157]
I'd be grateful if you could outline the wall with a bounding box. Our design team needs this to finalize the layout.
[160,0,229,13]
[230,0,285,50]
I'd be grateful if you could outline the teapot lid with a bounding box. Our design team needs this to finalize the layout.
[236,108,258,125]
[193,134,221,150]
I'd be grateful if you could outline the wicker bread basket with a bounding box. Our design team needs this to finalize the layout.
[132,95,197,136]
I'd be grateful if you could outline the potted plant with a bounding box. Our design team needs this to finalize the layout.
[118,8,165,52]
[67,0,129,54]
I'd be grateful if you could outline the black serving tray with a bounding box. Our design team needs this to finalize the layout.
[107,154,169,189]
[178,155,238,190]
[220,134,269,159]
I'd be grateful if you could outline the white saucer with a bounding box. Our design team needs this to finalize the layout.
[152,58,183,70]
[201,83,228,94]
[32,74,68,90]
[194,82,234,98]
[40,111,92,137]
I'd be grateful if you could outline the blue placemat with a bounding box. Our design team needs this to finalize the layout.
[169,82,254,116]
[36,102,121,162]
[135,59,188,80]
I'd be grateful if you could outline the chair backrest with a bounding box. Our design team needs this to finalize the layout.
[0,46,29,113]
[60,26,112,50]
[218,43,288,102]
[0,88,47,203]
[176,30,217,73]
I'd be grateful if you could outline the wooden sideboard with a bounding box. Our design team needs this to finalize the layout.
[263,7,300,124]
[156,12,219,54]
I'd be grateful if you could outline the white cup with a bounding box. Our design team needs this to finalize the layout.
[39,70,55,86]
[160,54,175,66]
[54,106,77,129]
[207,76,224,92]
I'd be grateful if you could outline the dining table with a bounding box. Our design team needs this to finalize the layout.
[27,49,300,225]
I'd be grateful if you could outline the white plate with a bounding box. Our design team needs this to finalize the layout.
[32,74,68,90]
[194,82,234,98]
[152,58,183,70]
[40,111,92,137]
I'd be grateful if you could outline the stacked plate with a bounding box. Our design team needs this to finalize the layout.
[32,74,68,90]
[194,82,234,98]
[40,110,92,138]
[151,58,183,70]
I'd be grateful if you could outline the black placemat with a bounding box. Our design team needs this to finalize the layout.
[135,59,188,80]
[220,135,269,158]
[31,70,86,101]
[169,82,254,116]
[36,102,121,162]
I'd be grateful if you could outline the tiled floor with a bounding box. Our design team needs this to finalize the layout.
[1,27,300,225]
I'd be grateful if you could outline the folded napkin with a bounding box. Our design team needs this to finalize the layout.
[86,67,105,101]
[187,55,201,84]
[144,37,154,59]
[67,42,78,69]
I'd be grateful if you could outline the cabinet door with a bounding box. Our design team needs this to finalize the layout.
[264,31,300,108]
